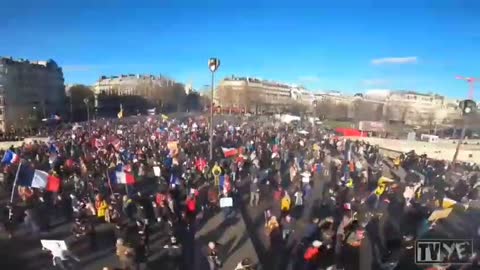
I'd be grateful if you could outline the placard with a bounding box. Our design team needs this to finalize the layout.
[41,239,68,252]
[220,197,233,208]
[153,166,161,177]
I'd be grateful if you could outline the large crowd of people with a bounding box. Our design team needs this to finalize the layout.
[0,114,479,270]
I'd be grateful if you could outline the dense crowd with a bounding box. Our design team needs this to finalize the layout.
[0,114,479,270]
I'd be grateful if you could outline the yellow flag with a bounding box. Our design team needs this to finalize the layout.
[161,114,169,120]
[346,178,354,188]
[117,104,123,119]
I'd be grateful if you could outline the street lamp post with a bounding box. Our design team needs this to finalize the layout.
[452,99,476,163]
[32,106,37,131]
[208,58,220,160]
[84,98,90,132]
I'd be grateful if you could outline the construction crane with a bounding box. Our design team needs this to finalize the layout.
[456,76,480,99]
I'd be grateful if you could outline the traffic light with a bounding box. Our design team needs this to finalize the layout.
[459,99,477,115]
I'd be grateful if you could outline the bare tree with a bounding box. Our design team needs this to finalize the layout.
[370,103,384,121]
[288,102,308,115]
[425,111,436,130]
[69,85,94,121]
[315,99,331,119]
[217,85,236,108]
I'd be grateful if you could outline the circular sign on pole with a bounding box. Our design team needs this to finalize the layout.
[208,58,220,72]
[459,99,477,115]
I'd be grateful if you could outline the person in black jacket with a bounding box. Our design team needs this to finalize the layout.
[163,236,182,270]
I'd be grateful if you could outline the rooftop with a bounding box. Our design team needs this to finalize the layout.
[98,74,175,82]
[223,75,292,89]
[0,57,59,69]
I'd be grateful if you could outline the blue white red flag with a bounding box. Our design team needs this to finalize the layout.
[1,150,19,165]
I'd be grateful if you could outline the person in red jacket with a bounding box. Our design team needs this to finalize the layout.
[185,194,197,226]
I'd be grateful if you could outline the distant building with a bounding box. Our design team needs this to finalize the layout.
[93,74,178,97]
[0,57,66,132]
[315,89,461,125]
[184,83,193,95]
[364,89,391,100]
[384,90,460,125]
[217,76,315,113]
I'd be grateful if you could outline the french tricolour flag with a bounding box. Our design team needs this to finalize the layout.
[109,165,135,185]
[2,150,19,165]
[221,147,239,158]
[17,164,61,192]
[115,171,136,185]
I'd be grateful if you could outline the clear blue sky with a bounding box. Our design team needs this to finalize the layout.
[1,0,479,98]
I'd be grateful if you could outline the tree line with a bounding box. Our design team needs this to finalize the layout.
[67,84,208,122]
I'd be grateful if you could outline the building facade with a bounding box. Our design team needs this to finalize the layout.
[93,74,177,97]
[383,91,460,125]
[216,76,313,113]
[0,57,66,132]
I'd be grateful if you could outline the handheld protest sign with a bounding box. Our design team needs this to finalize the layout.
[220,197,233,208]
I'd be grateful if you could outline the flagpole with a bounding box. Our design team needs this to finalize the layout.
[9,160,22,204]
[125,183,129,197]
[105,171,113,195]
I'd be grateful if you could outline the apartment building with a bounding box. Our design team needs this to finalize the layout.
[0,57,66,132]
[384,91,460,125]
[217,76,313,113]
[93,74,178,96]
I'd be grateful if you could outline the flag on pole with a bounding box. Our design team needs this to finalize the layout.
[16,165,59,190]
[115,171,136,185]
[222,147,239,158]
[1,150,19,165]
[109,164,135,185]
[117,104,123,119]
[31,169,49,189]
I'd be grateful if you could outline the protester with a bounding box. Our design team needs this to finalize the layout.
[0,113,479,270]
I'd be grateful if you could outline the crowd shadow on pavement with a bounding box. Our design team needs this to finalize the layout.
[236,180,273,270]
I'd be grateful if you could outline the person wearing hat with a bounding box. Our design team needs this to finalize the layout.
[207,241,222,270]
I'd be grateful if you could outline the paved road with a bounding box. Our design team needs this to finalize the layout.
[194,206,259,270]
[235,165,347,270]
[235,148,480,270]
[0,193,258,270]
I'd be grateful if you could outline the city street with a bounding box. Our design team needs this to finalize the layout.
[0,185,258,270]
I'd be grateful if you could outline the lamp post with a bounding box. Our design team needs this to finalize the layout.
[84,98,90,132]
[208,58,220,160]
[32,106,37,131]
[452,99,477,163]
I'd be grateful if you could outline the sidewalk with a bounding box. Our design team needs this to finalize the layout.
[194,209,259,270]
